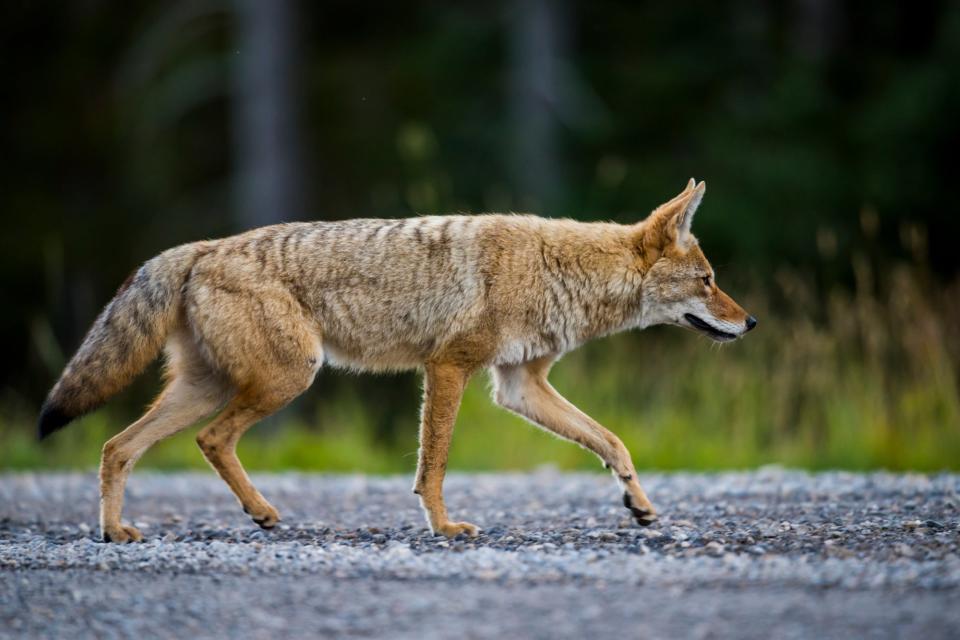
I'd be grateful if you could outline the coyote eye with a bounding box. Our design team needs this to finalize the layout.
[702,275,712,288]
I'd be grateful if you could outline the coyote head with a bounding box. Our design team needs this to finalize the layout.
[636,179,757,342]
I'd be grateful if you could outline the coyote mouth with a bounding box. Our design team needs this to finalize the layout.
[683,314,737,341]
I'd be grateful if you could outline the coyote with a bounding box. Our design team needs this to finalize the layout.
[39,179,755,542]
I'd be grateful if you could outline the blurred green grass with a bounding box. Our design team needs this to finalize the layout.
[3,258,959,473]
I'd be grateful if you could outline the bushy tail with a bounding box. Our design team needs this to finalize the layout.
[38,243,203,439]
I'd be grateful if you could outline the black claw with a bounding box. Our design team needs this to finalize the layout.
[629,506,658,526]
[242,505,250,514]
[102,532,112,543]
[252,517,276,530]
[623,491,658,526]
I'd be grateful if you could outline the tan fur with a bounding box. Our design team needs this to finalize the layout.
[40,179,754,541]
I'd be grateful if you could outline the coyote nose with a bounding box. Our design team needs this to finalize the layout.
[745,316,757,332]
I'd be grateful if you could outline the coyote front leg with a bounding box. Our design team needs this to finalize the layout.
[413,361,478,537]
[493,357,657,526]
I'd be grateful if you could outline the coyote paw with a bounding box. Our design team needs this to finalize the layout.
[102,523,144,543]
[243,503,280,529]
[433,520,480,538]
[623,492,658,527]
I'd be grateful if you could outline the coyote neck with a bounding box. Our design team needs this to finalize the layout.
[535,227,643,348]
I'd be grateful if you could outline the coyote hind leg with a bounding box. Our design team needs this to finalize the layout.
[195,388,311,529]
[194,340,320,528]
[99,350,232,542]
[186,275,322,529]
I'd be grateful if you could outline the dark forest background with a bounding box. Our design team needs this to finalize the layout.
[2,1,959,471]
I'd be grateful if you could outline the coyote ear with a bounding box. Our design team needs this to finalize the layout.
[661,178,696,210]
[635,180,705,265]
[675,181,705,240]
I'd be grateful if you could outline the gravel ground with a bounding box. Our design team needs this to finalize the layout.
[1,470,958,638]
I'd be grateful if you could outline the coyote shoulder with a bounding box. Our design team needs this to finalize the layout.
[39,179,756,542]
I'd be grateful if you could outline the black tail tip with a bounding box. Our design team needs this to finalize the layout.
[38,402,74,440]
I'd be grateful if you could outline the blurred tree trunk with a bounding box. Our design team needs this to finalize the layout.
[232,0,304,229]
[791,0,838,62]
[508,0,568,214]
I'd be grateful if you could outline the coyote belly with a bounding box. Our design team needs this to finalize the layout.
[39,179,756,542]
